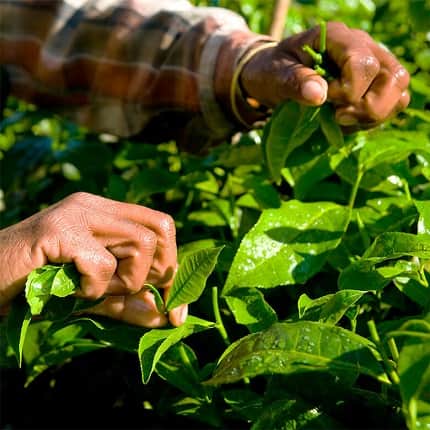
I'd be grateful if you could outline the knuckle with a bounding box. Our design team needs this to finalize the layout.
[139,229,158,253]
[158,214,176,240]
[393,66,410,89]
[354,29,373,43]
[361,55,380,74]
[327,21,348,32]
[94,252,117,279]
[83,287,105,301]
[364,103,387,122]
[63,192,92,207]
[36,212,63,238]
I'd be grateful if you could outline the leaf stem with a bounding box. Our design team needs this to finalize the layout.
[319,21,327,54]
[179,342,199,382]
[368,320,400,385]
[302,45,323,65]
[348,169,363,209]
[387,337,400,362]
[212,287,230,346]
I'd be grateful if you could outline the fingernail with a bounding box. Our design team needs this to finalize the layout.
[301,80,327,104]
[338,114,358,126]
[179,305,188,324]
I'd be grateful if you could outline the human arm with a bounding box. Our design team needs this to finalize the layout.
[0,192,186,327]
[0,1,410,149]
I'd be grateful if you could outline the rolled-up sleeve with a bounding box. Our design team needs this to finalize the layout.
[0,0,273,150]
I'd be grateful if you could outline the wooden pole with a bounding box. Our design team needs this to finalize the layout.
[269,0,291,40]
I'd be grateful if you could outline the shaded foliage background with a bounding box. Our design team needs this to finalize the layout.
[1,0,430,429]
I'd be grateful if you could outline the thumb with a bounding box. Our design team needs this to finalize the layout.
[298,74,328,106]
[284,64,328,106]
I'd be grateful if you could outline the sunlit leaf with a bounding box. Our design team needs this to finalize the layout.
[139,316,215,384]
[223,201,351,294]
[205,321,386,386]
[165,247,223,311]
[298,290,365,325]
[265,102,320,182]
[225,288,277,332]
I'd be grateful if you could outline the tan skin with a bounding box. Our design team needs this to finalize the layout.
[0,22,410,327]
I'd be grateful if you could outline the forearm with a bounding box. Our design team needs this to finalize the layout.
[0,0,272,148]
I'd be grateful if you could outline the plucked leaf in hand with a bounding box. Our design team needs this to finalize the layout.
[25,264,80,315]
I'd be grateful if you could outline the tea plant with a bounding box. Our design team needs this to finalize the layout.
[1,1,430,429]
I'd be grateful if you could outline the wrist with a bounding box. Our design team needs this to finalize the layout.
[0,221,43,306]
[214,33,276,130]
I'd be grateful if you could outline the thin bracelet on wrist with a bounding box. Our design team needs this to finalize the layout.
[229,41,278,129]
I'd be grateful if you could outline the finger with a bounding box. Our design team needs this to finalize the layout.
[71,243,117,300]
[368,41,410,92]
[278,64,329,106]
[102,223,158,294]
[269,58,328,106]
[327,27,380,103]
[85,196,177,288]
[335,88,410,127]
[89,290,168,328]
[163,286,188,327]
[362,70,404,122]
[114,207,177,288]
[398,90,411,111]
[168,304,188,327]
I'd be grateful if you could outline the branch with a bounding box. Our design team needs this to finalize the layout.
[269,0,291,40]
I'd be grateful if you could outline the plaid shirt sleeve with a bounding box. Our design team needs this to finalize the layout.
[0,0,273,151]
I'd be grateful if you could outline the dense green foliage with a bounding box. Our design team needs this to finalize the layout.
[1,0,430,429]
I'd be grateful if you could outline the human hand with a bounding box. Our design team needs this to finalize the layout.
[0,192,187,327]
[240,22,410,129]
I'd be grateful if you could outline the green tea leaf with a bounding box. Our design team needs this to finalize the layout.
[223,201,351,294]
[340,258,425,292]
[25,264,79,315]
[298,290,365,325]
[355,197,416,237]
[139,316,215,383]
[222,389,264,422]
[25,266,58,315]
[320,104,344,149]
[225,288,277,332]
[128,167,179,201]
[6,296,32,367]
[251,397,341,430]
[165,247,223,311]
[156,343,206,398]
[25,339,106,387]
[339,233,430,291]
[364,232,430,260]
[358,130,430,172]
[415,200,430,235]
[205,321,386,386]
[394,278,430,308]
[265,102,320,182]
[51,264,80,297]
[163,396,222,428]
[144,284,165,314]
[396,322,430,430]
